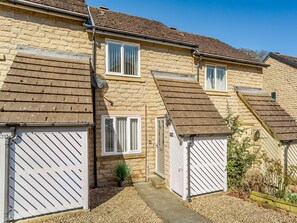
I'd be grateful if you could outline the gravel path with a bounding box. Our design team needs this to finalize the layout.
[21,187,163,223]
[186,193,297,223]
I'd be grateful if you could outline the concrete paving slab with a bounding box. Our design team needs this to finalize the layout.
[135,182,212,223]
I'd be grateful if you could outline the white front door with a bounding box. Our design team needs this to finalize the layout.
[156,117,165,177]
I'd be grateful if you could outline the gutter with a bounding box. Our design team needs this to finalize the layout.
[0,122,94,127]
[87,26,198,50]
[7,0,88,19]
[193,50,268,68]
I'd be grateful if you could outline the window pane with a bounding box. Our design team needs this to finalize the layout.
[108,43,121,73]
[117,118,127,152]
[206,66,215,90]
[105,119,114,152]
[124,45,138,76]
[216,66,226,91]
[130,119,138,151]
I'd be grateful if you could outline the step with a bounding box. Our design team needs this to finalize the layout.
[149,175,165,189]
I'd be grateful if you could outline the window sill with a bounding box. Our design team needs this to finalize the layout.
[205,90,230,97]
[99,153,145,161]
[105,75,146,83]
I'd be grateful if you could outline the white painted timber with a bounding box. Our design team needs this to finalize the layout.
[0,129,13,223]
[8,127,88,221]
[0,137,8,223]
[169,125,184,197]
[189,138,227,196]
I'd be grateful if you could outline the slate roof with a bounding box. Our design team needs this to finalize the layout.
[2,0,88,17]
[0,52,93,124]
[238,92,297,143]
[90,7,266,67]
[266,52,297,69]
[154,77,230,136]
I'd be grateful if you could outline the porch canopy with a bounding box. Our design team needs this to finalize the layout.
[153,72,230,137]
[0,52,93,125]
[238,91,297,143]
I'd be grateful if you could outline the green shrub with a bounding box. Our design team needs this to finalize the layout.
[114,163,131,181]
[225,105,259,190]
[285,193,297,203]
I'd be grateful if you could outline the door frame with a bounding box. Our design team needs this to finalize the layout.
[155,116,166,178]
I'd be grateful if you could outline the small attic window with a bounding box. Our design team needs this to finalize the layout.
[271,91,277,101]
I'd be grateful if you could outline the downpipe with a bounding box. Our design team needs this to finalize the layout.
[1,127,16,223]
[187,138,194,202]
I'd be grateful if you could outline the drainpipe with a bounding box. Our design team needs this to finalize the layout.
[283,142,291,186]
[192,49,202,83]
[86,6,98,188]
[0,127,16,223]
[145,105,149,182]
[187,138,194,202]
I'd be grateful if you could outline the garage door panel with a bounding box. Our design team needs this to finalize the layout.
[9,177,54,215]
[190,138,227,196]
[26,172,74,210]
[28,133,70,167]
[39,133,79,167]
[50,132,82,165]
[9,128,86,221]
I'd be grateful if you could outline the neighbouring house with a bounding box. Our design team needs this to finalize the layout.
[0,0,94,222]
[263,52,297,120]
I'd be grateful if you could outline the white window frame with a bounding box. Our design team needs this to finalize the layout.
[105,39,141,77]
[101,115,142,156]
[205,64,228,92]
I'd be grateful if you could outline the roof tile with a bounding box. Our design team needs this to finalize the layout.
[4,0,88,17]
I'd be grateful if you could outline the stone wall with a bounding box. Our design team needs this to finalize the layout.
[0,4,92,87]
[263,57,297,120]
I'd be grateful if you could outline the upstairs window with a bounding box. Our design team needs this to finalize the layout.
[102,115,141,156]
[106,40,140,77]
[205,65,227,91]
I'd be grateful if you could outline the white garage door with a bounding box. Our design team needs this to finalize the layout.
[9,128,88,221]
[190,138,227,196]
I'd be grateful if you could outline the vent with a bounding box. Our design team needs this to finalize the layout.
[274,52,280,54]
[99,6,109,10]
[170,27,177,30]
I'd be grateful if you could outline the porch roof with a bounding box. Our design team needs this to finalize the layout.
[238,92,297,143]
[154,76,230,137]
[0,52,93,124]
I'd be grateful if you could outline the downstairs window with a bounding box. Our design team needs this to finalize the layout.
[102,115,141,155]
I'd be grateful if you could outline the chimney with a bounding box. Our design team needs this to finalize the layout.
[99,6,109,10]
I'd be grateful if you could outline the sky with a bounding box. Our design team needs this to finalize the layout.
[86,0,297,56]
